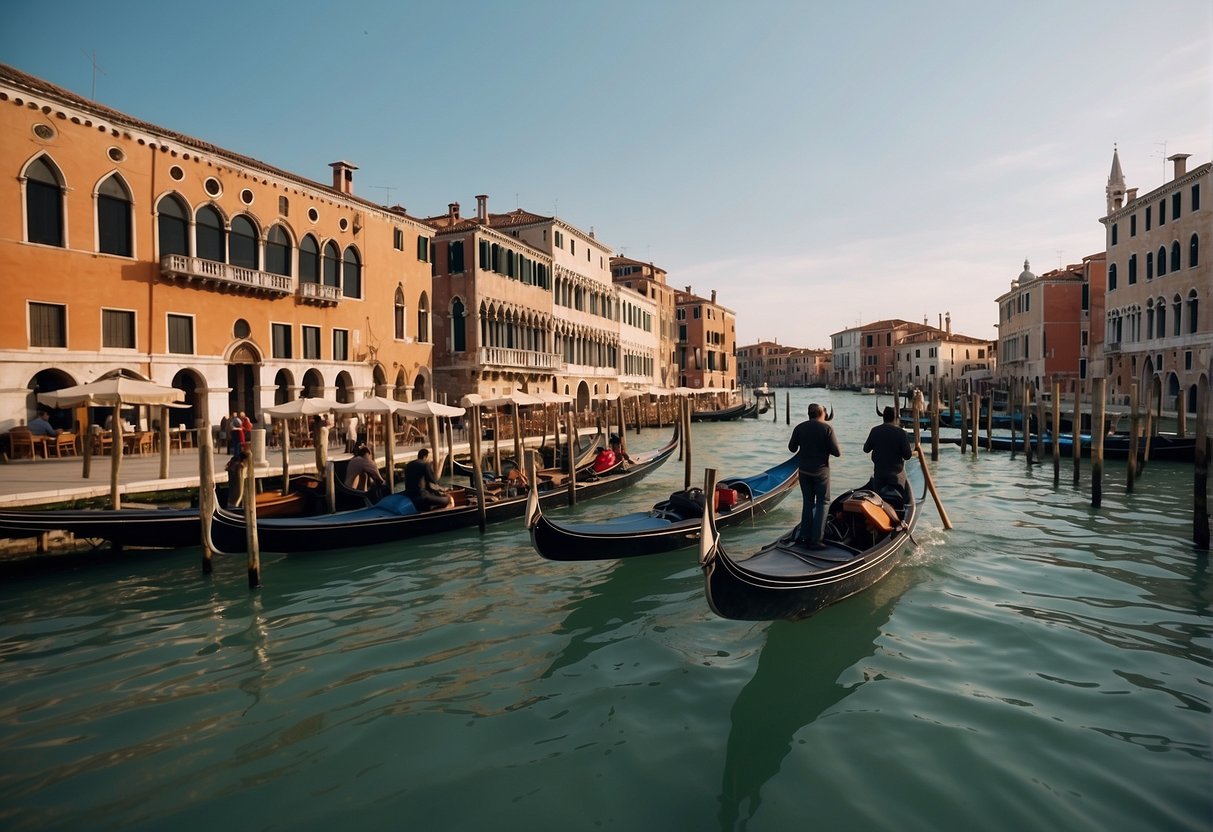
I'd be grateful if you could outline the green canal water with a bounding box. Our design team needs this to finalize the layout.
[0,391,1208,831]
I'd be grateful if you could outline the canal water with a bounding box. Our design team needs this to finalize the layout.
[0,391,1208,831]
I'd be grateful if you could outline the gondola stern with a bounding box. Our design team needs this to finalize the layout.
[698,467,720,567]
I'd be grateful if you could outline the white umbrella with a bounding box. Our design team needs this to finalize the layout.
[531,390,573,404]
[38,376,184,510]
[262,397,342,417]
[398,399,465,418]
[479,391,545,408]
[332,397,411,491]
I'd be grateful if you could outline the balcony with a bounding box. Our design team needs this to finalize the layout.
[1105,341,1120,354]
[297,281,342,306]
[160,254,292,297]
[478,347,563,372]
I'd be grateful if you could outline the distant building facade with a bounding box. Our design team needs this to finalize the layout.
[737,341,829,387]
[611,256,678,388]
[1100,150,1210,414]
[675,288,736,390]
[2,63,434,432]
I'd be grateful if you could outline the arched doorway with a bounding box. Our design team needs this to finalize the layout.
[394,369,408,401]
[170,369,204,429]
[372,363,387,397]
[335,371,354,404]
[411,375,427,402]
[273,369,295,405]
[26,368,77,430]
[227,342,261,420]
[301,369,324,398]
[576,380,590,413]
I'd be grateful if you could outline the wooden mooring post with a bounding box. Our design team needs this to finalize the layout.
[244,453,261,588]
[1195,376,1209,550]
[1127,383,1139,493]
[929,379,940,461]
[1051,380,1061,485]
[199,428,215,574]
[1072,380,1082,486]
[1092,377,1106,509]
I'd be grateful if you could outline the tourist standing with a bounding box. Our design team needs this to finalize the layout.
[787,402,840,549]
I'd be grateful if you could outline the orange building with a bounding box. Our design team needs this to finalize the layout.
[674,288,737,390]
[1,64,434,433]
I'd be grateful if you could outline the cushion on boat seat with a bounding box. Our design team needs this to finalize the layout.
[668,487,706,519]
[376,493,421,517]
[842,490,898,533]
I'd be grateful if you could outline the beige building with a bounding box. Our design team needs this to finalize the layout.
[425,197,627,409]
[674,288,736,390]
[1,63,434,433]
[611,256,678,388]
[1100,150,1211,415]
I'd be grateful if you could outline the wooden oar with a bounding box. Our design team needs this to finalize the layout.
[914,443,952,529]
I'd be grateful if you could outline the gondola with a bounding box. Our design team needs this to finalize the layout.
[690,401,752,422]
[526,455,799,560]
[450,428,602,480]
[941,431,1196,462]
[699,465,921,621]
[208,428,680,553]
[0,487,315,548]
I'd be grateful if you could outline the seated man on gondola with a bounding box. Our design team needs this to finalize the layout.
[404,448,453,511]
[345,444,386,500]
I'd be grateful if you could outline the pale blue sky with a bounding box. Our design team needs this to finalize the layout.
[4,1,1210,347]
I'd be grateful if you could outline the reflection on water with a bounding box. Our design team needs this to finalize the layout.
[0,391,1209,831]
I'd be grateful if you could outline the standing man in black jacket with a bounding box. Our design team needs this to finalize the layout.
[788,403,841,549]
[863,406,913,504]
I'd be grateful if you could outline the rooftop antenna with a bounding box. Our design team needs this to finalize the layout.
[368,185,395,205]
[81,49,106,99]
[1153,141,1168,182]
[1056,248,1064,268]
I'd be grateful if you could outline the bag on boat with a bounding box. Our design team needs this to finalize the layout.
[714,485,738,511]
[668,487,706,518]
[842,490,898,533]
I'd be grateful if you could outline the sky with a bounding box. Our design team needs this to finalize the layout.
[4,1,1210,348]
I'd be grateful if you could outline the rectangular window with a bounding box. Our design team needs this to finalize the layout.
[394,228,404,251]
[1192,183,1201,211]
[570,239,576,256]
[29,301,66,347]
[416,235,429,262]
[302,325,321,360]
[279,196,289,216]
[1172,192,1181,219]
[102,309,135,349]
[1159,199,1166,225]
[272,323,292,359]
[449,240,465,272]
[167,313,194,354]
[555,231,564,249]
[1130,214,1137,236]
[333,329,349,361]
[1145,206,1152,230]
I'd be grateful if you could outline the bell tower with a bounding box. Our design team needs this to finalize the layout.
[1106,145,1126,214]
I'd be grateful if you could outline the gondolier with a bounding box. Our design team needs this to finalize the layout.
[863,406,912,504]
[788,403,840,550]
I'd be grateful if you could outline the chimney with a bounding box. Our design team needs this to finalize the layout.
[711,290,717,304]
[448,202,460,223]
[1169,154,1191,179]
[476,194,488,222]
[329,161,358,195]
[685,285,692,294]
[1126,187,1138,203]
[945,312,952,335]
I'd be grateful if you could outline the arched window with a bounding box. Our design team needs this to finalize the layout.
[265,225,292,276]
[97,174,133,256]
[394,286,405,340]
[1157,246,1168,276]
[299,235,319,283]
[342,247,361,298]
[196,205,226,262]
[1170,240,1181,272]
[1173,294,1183,337]
[229,214,259,269]
[1108,263,1117,290]
[25,156,64,246]
[1191,234,1201,268]
[452,298,466,352]
[1156,299,1166,337]
[1188,290,1199,335]
[1146,251,1154,280]
[322,241,340,287]
[1146,299,1155,339]
[157,194,190,257]
[417,293,430,343]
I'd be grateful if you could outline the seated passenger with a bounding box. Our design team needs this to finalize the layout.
[345,444,386,499]
[405,448,453,511]
[609,433,632,464]
[592,446,617,473]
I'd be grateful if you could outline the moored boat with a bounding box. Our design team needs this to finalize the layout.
[208,428,680,553]
[699,467,921,621]
[690,401,752,422]
[527,455,799,560]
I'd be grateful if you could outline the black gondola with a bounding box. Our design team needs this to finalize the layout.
[699,465,921,621]
[690,401,753,422]
[924,431,1196,462]
[526,455,799,560]
[0,484,318,549]
[207,428,679,553]
[450,429,602,480]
